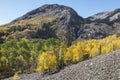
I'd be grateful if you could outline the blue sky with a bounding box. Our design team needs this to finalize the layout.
[0,0,120,24]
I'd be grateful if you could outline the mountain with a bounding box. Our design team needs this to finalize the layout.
[77,8,120,40]
[0,4,84,44]
[4,49,120,80]
[0,4,120,43]
[1,4,120,80]
[87,8,120,23]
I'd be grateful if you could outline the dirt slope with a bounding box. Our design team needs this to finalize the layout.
[4,50,120,80]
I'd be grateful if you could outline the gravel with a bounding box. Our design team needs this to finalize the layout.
[3,50,120,80]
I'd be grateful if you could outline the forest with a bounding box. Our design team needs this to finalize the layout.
[1,34,120,79]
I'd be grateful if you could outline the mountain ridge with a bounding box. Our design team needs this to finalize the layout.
[0,4,120,43]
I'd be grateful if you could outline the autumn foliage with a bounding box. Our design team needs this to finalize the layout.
[36,50,57,72]
[36,34,120,72]
[1,34,120,78]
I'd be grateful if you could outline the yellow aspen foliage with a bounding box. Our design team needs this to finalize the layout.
[89,41,101,57]
[36,50,57,72]
[101,43,113,54]
[112,38,120,50]
[90,47,99,58]
[115,40,120,49]
[72,47,79,62]
[107,43,114,52]
[64,48,73,64]
[13,73,19,80]
[84,44,91,54]
[72,46,84,62]
[36,52,48,72]
[35,34,120,73]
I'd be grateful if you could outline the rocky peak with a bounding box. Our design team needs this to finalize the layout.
[87,11,111,21]
[1,4,120,43]
[81,8,120,41]
[13,4,83,22]
[87,8,120,23]
[1,4,84,44]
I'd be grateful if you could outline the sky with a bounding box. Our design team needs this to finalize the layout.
[0,0,120,25]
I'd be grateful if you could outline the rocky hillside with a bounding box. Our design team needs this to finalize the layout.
[0,4,84,44]
[87,8,120,23]
[4,49,120,80]
[0,4,120,42]
[80,8,120,39]
[77,8,120,40]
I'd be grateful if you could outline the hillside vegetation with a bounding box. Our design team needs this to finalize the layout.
[0,38,65,78]
[0,16,56,41]
[36,34,120,73]
[1,34,120,79]
[5,48,120,80]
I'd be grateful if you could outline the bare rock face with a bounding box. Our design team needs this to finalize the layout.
[77,22,114,40]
